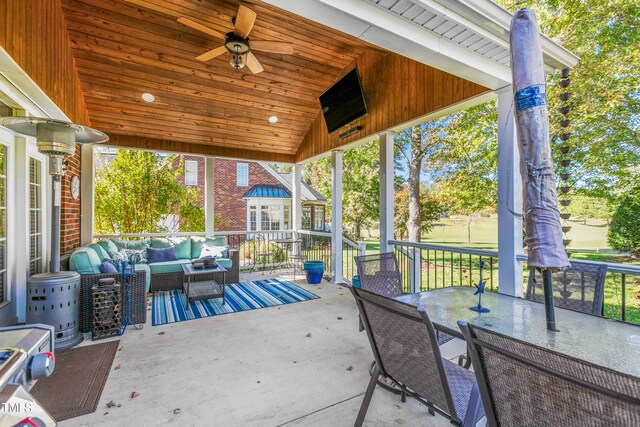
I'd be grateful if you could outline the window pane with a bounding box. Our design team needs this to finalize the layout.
[302,206,311,230]
[184,160,198,186]
[29,158,42,275]
[314,206,325,230]
[237,163,248,187]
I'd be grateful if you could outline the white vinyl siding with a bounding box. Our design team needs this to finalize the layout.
[184,160,198,186]
[237,163,248,187]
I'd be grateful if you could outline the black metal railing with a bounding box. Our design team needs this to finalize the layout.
[390,240,640,324]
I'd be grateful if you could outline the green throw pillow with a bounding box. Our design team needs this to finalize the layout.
[88,243,110,261]
[110,237,150,250]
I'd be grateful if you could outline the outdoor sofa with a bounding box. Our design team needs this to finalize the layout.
[63,236,239,332]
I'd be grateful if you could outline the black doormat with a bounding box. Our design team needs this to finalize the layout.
[31,340,119,421]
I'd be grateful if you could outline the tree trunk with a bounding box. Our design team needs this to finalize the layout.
[355,221,361,240]
[407,127,424,242]
[467,216,472,244]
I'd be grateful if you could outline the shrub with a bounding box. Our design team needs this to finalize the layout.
[608,187,640,257]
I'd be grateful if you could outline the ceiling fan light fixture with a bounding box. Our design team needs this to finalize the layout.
[225,34,250,71]
[141,92,155,102]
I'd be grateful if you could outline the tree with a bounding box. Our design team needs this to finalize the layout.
[395,120,449,242]
[304,141,383,240]
[94,149,205,234]
[608,187,640,257]
[394,186,442,241]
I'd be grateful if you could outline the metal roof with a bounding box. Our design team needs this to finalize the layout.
[242,185,291,199]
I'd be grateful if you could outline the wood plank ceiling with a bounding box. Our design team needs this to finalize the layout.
[60,0,373,160]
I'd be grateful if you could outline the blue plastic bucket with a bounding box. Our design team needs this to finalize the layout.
[304,261,324,284]
[352,275,361,288]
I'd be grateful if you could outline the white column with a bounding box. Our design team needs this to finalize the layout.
[497,86,524,296]
[80,144,94,245]
[205,157,215,235]
[379,132,395,253]
[331,150,343,283]
[291,163,302,236]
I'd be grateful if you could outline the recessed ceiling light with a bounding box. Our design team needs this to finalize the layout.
[268,116,278,124]
[141,93,155,102]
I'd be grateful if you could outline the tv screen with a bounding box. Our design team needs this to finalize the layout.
[319,67,367,134]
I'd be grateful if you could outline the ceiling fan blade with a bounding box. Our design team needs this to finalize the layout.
[177,17,226,40]
[234,5,256,39]
[249,40,294,55]
[245,52,264,74]
[196,46,227,62]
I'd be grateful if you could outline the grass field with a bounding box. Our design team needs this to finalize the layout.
[355,216,640,324]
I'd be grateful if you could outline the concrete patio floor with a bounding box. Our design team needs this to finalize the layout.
[61,272,460,427]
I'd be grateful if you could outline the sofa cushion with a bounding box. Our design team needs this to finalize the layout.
[89,243,110,261]
[97,239,119,255]
[148,259,191,275]
[150,238,172,248]
[150,237,191,259]
[70,247,102,275]
[147,246,178,263]
[110,237,150,250]
[134,263,152,292]
[215,258,233,270]
[191,236,227,259]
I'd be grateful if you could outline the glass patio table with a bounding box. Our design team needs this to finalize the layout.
[395,287,640,377]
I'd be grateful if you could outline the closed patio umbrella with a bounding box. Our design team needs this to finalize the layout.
[510,9,570,331]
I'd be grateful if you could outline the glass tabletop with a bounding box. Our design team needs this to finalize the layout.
[396,287,640,377]
[182,262,227,276]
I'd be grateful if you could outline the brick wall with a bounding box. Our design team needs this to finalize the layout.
[213,159,282,231]
[61,144,81,254]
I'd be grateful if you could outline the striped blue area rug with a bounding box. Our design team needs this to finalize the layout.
[152,279,320,326]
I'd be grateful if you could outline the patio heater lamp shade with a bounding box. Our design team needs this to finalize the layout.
[510,9,570,331]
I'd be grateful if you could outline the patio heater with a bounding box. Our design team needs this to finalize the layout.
[510,10,570,331]
[0,116,108,349]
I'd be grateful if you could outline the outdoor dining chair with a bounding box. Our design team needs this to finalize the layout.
[349,285,485,427]
[526,261,608,315]
[355,252,455,347]
[458,320,640,426]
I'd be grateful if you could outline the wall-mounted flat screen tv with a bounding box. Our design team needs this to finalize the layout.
[319,67,367,134]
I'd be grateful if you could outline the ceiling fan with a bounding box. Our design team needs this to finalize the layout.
[177,5,294,74]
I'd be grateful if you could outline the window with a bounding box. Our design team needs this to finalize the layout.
[314,206,325,231]
[261,205,281,231]
[283,205,290,230]
[184,160,198,186]
[302,206,312,230]
[29,158,42,275]
[249,206,257,231]
[0,145,6,303]
[237,163,248,187]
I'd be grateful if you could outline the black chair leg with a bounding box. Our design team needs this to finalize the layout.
[355,367,379,427]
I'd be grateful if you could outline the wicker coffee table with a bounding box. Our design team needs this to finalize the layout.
[181,263,227,310]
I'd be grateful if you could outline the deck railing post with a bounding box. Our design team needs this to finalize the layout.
[358,241,367,257]
[410,247,421,293]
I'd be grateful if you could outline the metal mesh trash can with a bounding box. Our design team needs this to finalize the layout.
[27,271,83,350]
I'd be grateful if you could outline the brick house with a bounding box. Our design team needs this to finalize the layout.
[177,157,327,232]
